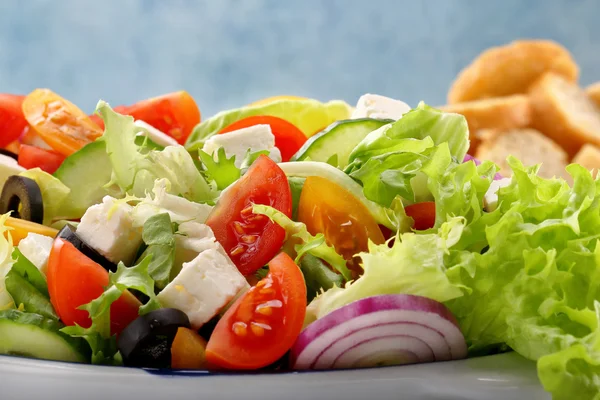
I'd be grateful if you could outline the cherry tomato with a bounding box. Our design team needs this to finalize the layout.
[205,155,292,276]
[22,89,103,157]
[18,144,65,174]
[0,94,28,148]
[90,91,200,145]
[171,327,209,369]
[404,202,436,230]
[297,176,385,277]
[205,252,307,369]
[46,238,141,335]
[220,115,307,162]
[3,217,58,245]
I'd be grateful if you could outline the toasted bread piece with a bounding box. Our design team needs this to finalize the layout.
[475,128,569,179]
[572,143,600,176]
[586,82,600,108]
[448,40,579,104]
[528,72,600,158]
[440,95,532,133]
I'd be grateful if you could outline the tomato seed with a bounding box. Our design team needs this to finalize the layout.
[230,245,245,256]
[232,322,248,337]
[240,234,258,244]
[250,323,265,337]
[232,221,246,235]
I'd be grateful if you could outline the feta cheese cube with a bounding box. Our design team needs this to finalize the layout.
[483,178,512,212]
[17,233,54,275]
[351,93,411,120]
[202,124,282,167]
[171,221,223,279]
[76,196,143,266]
[157,246,248,329]
[134,120,179,147]
[0,154,25,188]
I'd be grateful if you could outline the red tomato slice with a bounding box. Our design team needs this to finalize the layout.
[47,238,141,335]
[205,155,292,276]
[404,202,436,230]
[18,144,66,174]
[297,176,385,278]
[205,252,307,369]
[90,91,200,145]
[220,115,307,162]
[0,94,28,148]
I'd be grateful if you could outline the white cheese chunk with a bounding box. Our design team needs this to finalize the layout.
[351,93,411,120]
[134,120,179,147]
[157,246,248,329]
[76,196,143,266]
[202,124,282,167]
[17,233,54,275]
[483,178,512,212]
[0,154,25,188]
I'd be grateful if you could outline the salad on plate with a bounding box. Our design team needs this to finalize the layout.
[0,89,599,399]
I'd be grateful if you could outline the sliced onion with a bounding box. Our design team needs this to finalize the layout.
[290,294,467,370]
[463,154,503,180]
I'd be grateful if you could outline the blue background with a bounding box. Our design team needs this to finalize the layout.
[1,0,598,117]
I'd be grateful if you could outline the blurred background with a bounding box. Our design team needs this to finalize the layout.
[0,0,598,117]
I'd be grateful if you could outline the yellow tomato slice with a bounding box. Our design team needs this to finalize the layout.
[297,176,385,277]
[247,95,307,107]
[171,327,208,369]
[22,89,103,156]
[4,217,58,245]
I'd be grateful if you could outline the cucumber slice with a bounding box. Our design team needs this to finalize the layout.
[291,118,393,168]
[0,310,88,363]
[53,141,112,219]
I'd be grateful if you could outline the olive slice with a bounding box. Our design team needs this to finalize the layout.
[0,149,18,161]
[56,224,118,272]
[0,176,44,224]
[118,308,191,368]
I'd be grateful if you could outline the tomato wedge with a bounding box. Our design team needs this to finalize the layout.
[90,91,200,145]
[3,217,58,245]
[46,238,141,335]
[171,327,208,369]
[0,94,28,148]
[297,176,385,277]
[404,202,436,230]
[205,252,307,369]
[18,144,65,174]
[220,116,307,162]
[205,155,292,276]
[22,89,103,157]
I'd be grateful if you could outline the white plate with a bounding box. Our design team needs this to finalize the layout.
[0,352,548,400]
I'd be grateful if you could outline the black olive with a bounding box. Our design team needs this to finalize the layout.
[0,149,18,161]
[118,308,191,369]
[481,245,490,254]
[0,176,44,224]
[57,224,118,272]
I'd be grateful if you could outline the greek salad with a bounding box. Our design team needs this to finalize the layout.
[0,89,598,399]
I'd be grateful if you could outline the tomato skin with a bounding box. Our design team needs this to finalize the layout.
[171,327,209,369]
[90,91,200,145]
[18,144,65,174]
[220,115,307,162]
[206,155,292,276]
[47,239,141,335]
[404,202,436,230]
[205,252,307,370]
[22,89,103,156]
[0,94,28,148]
[297,176,385,277]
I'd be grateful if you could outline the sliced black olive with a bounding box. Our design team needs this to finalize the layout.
[117,308,190,369]
[0,149,18,161]
[481,245,490,254]
[0,176,43,224]
[57,224,118,272]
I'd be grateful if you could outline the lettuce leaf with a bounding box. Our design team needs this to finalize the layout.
[135,213,177,290]
[185,98,352,149]
[306,217,466,325]
[252,204,351,281]
[61,256,161,365]
[19,168,72,224]
[95,101,217,204]
[0,213,15,310]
